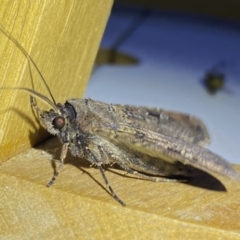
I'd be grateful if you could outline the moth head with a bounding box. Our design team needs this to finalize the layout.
[39,102,77,136]
[1,87,68,135]
[40,108,68,135]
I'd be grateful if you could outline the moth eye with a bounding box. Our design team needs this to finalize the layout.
[53,116,65,129]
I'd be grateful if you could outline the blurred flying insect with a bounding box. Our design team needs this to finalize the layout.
[203,62,226,94]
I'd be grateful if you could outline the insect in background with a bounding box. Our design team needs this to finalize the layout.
[1,27,240,206]
[203,61,226,94]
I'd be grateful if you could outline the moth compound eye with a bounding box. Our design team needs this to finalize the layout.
[53,116,65,129]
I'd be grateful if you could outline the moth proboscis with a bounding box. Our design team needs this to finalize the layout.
[1,26,240,206]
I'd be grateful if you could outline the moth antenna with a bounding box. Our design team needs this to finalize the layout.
[0,25,57,106]
[2,87,60,113]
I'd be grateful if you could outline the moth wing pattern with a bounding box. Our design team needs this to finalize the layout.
[112,105,210,147]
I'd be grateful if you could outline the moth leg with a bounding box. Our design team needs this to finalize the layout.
[86,148,126,206]
[47,142,69,187]
[116,162,181,183]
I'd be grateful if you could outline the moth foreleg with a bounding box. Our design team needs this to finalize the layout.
[47,142,69,187]
[86,148,126,206]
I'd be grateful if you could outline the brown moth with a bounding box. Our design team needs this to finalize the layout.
[1,26,240,206]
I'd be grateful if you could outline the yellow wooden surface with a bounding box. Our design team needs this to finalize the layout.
[0,137,240,239]
[0,0,113,162]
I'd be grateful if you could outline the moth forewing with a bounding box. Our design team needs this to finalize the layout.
[112,104,211,147]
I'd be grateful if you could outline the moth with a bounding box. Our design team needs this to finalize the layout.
[1,27,240,206]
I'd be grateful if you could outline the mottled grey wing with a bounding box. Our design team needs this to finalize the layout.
[113,105,210,147]
[95,123,240,180]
